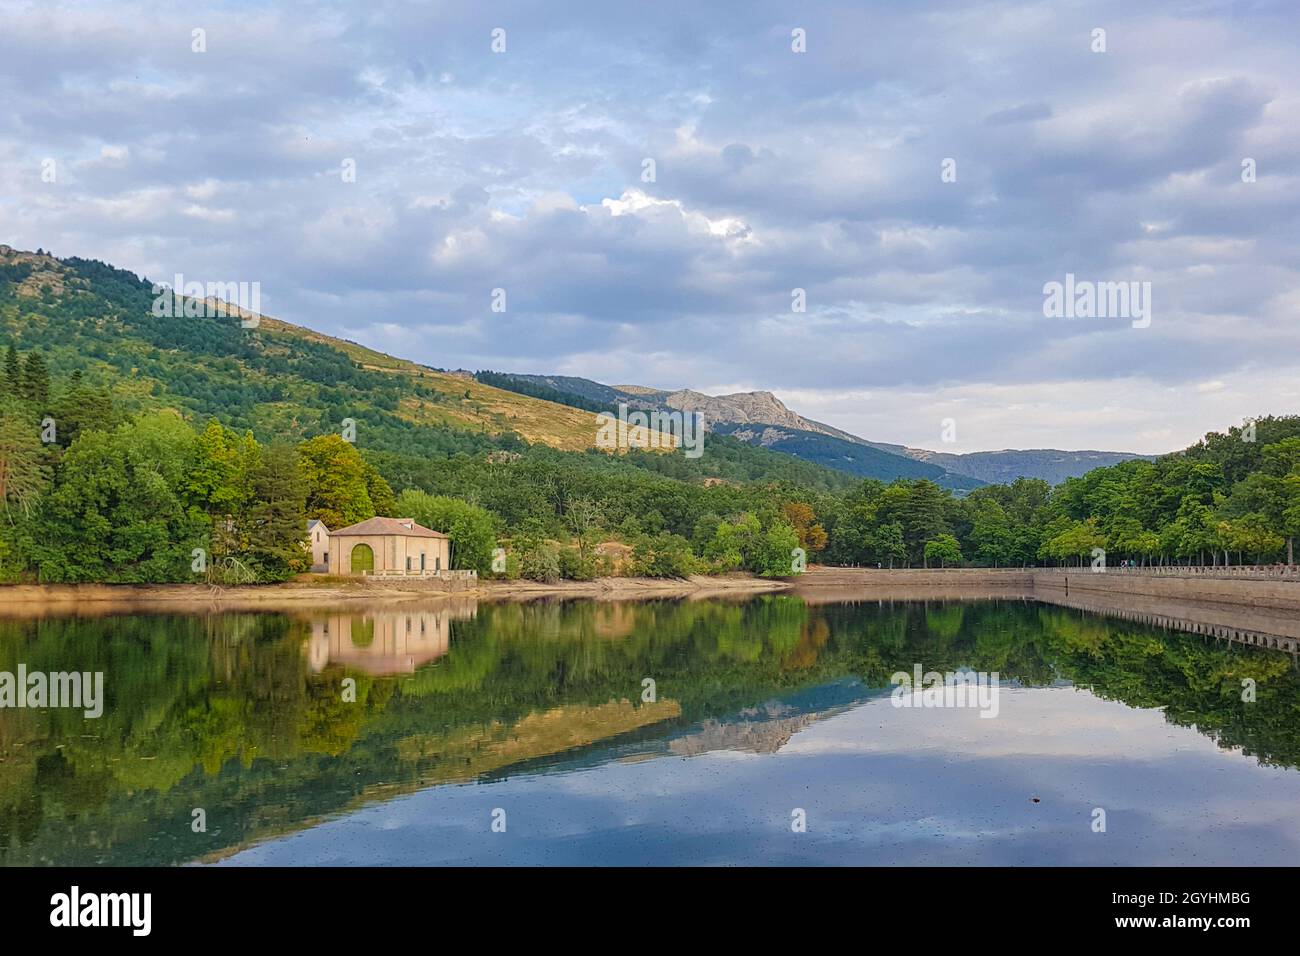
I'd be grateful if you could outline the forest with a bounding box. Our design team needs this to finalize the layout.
[1,341,1298,584]
[1,253,1298,584]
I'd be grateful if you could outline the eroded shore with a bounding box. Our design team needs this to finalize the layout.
[1,567,1297,621]
[0,573,790,617]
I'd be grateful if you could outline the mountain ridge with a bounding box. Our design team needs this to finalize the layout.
[503,373,1151,485]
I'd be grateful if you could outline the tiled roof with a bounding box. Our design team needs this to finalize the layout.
[328,516,449,538]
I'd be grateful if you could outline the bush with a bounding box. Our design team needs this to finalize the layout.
[751,520,801,578]
[520,542,562,583]
[631,533,698,578]
[558,546,596,581]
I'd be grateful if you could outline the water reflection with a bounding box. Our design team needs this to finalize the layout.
[0,596,1297,866]
[306,601,476,675]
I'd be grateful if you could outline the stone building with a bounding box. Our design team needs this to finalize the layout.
[307,519,330,572]
[326,516,452,576]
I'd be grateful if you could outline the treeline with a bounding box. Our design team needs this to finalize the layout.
[474,369,611,413]
[3,343,1299,582]
[0,353,823,583]
[816,415,1300,568]
[0,400,367,583]
[0,350,499,583]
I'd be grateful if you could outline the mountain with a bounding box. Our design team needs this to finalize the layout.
[709,422,983,489]
[501,373,1149,485]
[480,373,981,490]
[871,446,1155,486]
[0,245,863,493]
[0,244,1143,492]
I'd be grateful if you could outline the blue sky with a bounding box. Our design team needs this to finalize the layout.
[2,0,1297,453]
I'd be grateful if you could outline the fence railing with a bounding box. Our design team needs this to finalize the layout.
[361,569,478,580]
[1038,564,1300,581]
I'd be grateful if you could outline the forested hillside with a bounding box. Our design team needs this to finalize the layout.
[0,245,1296,585]
[0,247,854,583]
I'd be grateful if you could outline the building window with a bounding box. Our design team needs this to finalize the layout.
[406,555,411,571]
[420,552,426,571]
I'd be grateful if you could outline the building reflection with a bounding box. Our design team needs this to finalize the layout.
[305,601,477,675]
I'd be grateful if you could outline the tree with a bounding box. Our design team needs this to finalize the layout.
[631,532,698,578]
[892,480,950,566]
[702,515,744,570]
[28,411,209,582]
[520,540,562,582]
[20,351,50,408]
[1217,515,1283,564]
[186,421,258,558]
[968,499,1014,567]
[50,380,115,449]
[392,488,498,574]
[244,444,308,580]
[298,434,376,529]
[781,501,828,554]
[924,534,962,568]
[0,414,50,518]
[1040,518,1106,566]
[365,465,395,517]
[3,345,19,392]
[751,520,801,577]
[705,512,760,571]
[871,522,906,568]
[566,496,605,554]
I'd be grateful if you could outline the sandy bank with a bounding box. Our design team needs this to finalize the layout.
[0,573,790,617]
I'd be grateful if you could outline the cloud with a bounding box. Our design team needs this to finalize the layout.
[1,0,1297,453]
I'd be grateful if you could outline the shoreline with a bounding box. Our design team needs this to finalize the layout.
[0,573,792,616]
[2,566,1297,617]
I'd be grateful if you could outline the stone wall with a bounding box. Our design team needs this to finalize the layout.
[1030,570,1300,612]
[796,567,1300,612]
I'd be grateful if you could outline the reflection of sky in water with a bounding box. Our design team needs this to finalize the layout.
[219,684,1300,866]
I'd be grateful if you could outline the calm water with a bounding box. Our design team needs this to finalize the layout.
[2,596,1299,866]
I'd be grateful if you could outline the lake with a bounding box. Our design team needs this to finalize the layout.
[2,595,1299,866]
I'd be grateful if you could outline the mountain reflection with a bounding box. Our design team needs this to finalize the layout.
[0,595,1296,865]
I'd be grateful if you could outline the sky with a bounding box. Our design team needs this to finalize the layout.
[1,0,1297,454]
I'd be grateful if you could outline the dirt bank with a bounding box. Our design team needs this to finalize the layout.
[5,566,1294,618]
[0,573,791,617]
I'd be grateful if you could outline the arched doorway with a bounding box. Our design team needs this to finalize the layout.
[350,543,374,574]
[350,618,375,648]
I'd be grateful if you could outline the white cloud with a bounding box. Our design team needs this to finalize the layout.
[2,0,1297,452]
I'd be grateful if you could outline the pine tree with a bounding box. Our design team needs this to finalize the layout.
[21,351,50,408]
[0,413,51,516]
[246,443,308,580]
[3,345,18,393]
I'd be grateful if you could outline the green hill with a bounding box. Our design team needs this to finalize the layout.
[0,245,857,493]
